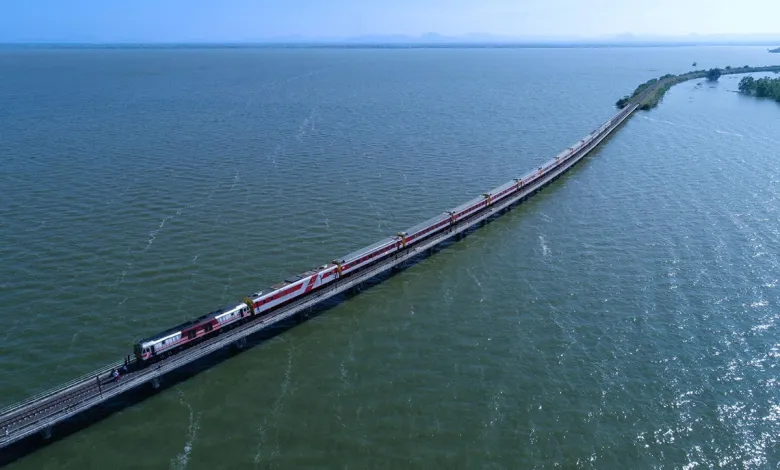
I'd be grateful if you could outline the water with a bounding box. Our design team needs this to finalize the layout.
[1,45,779,468]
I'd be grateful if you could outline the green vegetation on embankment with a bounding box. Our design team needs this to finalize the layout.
[615,65,780,111]
[738,76,780,103]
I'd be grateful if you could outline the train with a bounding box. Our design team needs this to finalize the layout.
[132,107,632,365]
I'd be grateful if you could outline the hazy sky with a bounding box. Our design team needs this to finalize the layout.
[1,0,779,42]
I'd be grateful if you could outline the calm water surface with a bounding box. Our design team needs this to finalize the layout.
[1,46,780,468]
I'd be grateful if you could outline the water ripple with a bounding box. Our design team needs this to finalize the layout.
[3,46,780,469]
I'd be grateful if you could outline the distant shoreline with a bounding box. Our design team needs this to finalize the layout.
[2,42,780,50]
[616,65,780,111]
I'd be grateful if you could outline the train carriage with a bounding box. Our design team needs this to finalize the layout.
[486,180,520,205]
[450,195,490,223]
[401,213,451,245]
[249,271,320,315]
[332,236,400,278]
[135,302,249,361]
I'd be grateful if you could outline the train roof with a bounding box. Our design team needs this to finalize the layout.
[336,235,398,263]
[487,179,517,195]
[533,134,594,173]
[137,302,243,345]
[402,212,450,236]
[263,267,329,293]
[552,149,570,161]
[519,166,540,182]
[449,194,488,214]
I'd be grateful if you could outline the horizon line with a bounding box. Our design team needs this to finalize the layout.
[2,39,779,48]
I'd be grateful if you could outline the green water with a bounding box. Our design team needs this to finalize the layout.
[1,46,780,468]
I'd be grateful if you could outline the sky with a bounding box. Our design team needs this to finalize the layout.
[1,0,779,43]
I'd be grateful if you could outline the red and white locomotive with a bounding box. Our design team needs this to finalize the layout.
[133,110,629,365]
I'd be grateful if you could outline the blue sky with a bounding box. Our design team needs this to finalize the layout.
[1,0,779,43]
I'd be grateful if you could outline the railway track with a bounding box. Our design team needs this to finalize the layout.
[1,99,641,452]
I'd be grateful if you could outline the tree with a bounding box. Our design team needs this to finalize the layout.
[738,76,756,94]
[706,68,722,81]
[615,96,631,109]
[756,80,772,97]
[738,76,780,101]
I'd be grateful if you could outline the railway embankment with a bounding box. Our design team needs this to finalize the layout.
[0,58,766,462]
[0,87,642,462]
[616,65,780,111]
